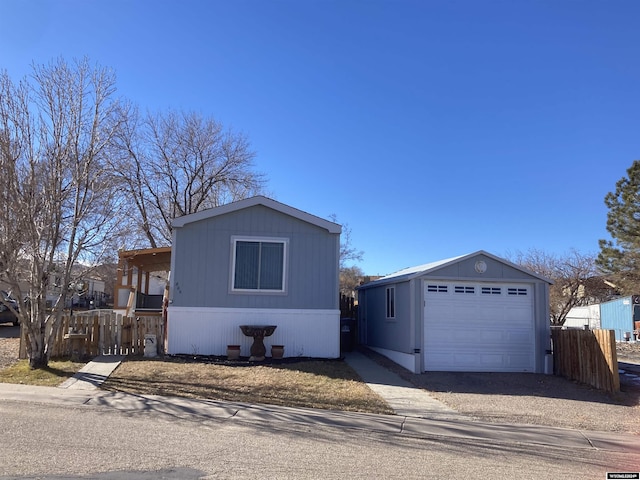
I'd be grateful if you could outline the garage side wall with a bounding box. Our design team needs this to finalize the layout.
[358,281,414,353]
[534,282,552,373]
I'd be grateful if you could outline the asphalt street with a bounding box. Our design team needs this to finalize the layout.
[1,342,639,479]
[1,385,639,479]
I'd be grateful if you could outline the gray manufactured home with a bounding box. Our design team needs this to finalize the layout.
[167,196,342,358]
[357,251,552,373]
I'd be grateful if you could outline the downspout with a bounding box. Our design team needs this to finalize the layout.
[409,277,421,374]
[408,278,416,373]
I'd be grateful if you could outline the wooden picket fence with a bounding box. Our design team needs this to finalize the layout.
[551,328,620,393]
[19,311,164,359]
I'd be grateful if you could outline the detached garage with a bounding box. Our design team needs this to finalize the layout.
[357,251,552,374]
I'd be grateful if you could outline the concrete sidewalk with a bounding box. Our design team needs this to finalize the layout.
[58,354,124,390]
[344,350,467,420]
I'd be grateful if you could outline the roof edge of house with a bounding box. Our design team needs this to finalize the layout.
[171,195,342,234]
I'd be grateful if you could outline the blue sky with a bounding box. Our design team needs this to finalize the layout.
[2,0,639,275]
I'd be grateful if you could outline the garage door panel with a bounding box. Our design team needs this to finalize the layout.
[427,325,532,344]
[507,330,533,344]
[507,354,534,369]
[424,281,535,372]
[505,306,533,323]
[428,312,529,327]
[456,317,531,329]
[425,352,526,371]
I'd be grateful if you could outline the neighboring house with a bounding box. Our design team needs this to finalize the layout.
[357,251,552,374]
[67,277,108,309]
[1,265,109,310]
[167,196,342,358]
[566,296,640,340]
[42,270,108,309]
[564,304,601,329]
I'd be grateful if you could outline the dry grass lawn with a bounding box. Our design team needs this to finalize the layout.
[0,359,86,386]
[102,356,394,414]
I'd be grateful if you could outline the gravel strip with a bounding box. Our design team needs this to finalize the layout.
[361,346,640,434]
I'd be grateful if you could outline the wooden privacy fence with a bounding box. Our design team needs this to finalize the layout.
[19,311,164,359]
[551,328,620,393]
[340,294,357,319]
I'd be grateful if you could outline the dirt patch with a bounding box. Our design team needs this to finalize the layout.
[617,341,640,363]
[0,325,20,370]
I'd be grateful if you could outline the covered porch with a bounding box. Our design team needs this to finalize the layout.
[114,247,171,317]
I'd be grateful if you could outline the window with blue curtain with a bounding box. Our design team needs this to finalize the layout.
[233,239,285,291]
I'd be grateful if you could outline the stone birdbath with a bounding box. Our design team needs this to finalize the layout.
[239,325,277,361]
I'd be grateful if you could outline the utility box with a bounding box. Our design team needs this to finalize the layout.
[144,334,158,357]
[599,296,640,341]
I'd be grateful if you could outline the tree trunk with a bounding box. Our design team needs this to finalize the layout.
[28,352,48,369]
[26,324,49,369]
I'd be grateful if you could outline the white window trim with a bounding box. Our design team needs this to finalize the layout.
[230,236,289,294]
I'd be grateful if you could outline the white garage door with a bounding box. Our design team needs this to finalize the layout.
[423,281,535,372]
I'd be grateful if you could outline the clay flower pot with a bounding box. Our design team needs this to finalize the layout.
[227,345,241,360]
[271,345,284,359]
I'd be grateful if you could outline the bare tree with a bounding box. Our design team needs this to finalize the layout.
[111,109,265,247]
[0,58,126,368]
[328,215,364,269]
[340,265,364,296]
[328,215,364,295]
[509,249,610,326]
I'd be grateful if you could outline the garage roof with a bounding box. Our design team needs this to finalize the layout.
[358,250,552,289]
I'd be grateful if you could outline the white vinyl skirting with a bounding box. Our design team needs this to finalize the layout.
[166,306,340,358]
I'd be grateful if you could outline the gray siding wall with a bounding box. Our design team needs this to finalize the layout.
[359,281,414,353]
[171,205,339,310]
[533,282,551,372]
[431,254,535,281]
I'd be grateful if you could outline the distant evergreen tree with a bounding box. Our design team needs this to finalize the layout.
[597,160,640,294]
